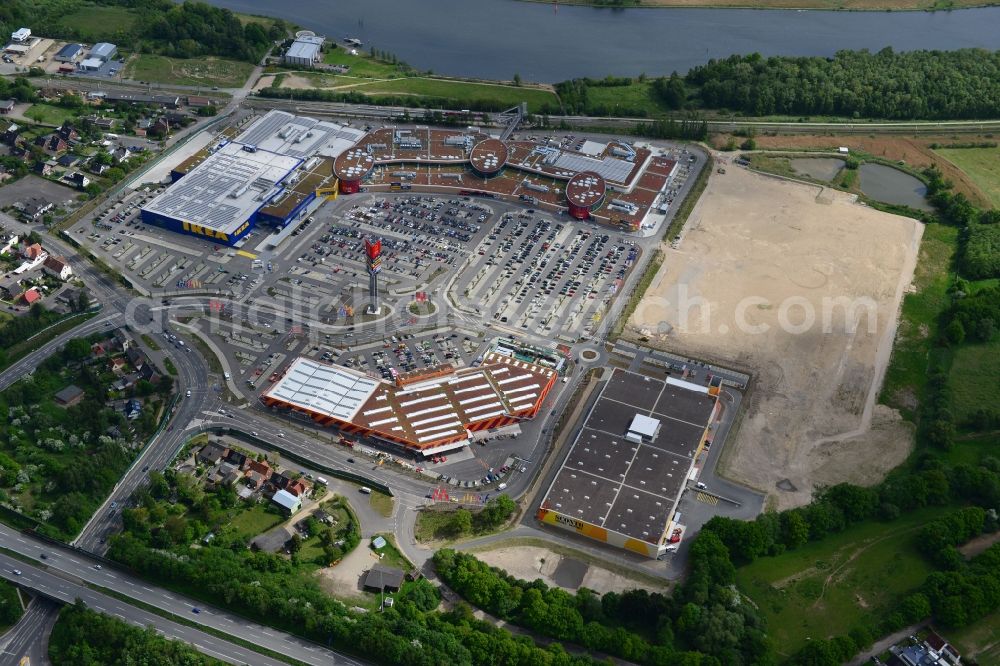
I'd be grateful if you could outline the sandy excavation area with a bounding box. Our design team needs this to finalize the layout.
[629,161,922,508]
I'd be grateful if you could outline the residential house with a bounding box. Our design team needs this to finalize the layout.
[19,199,52,221]
[58,121,80,142]
[287,478,310,497]
[107,356,126,373]
[64,172,90,190]
[207,461,238,487]
[90,341,106,357]
[35,134,68,154]
[111,146,133,164]
[93,117,116,130]
[124,398,142,420]
[23,243,43,260]
[110,371,140,392]
[0,100,14,115]
[196,442,229,466]
[54,43,83,63]
[138,361,161,384]
[113,328,131,352]
[43,255,73,280]
[224,449,247,469]
[0,275,22,300]
[125,345,146,370]
[247,459,272,480]
[362,564,405,593]
[151,118,170,136]
[32,160,55,177]
[0,232,18,256]
[89,162,109,176]
[164,111,190,126]
[2,123,18,145]
[271,489,302,515]
[57,154,80,168]
[55,384,85,406]
[268,471,290,491]
[186,95,211,108]
[20,288,41,306]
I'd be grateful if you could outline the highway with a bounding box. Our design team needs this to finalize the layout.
[0,526,364,666]
[0,597,59,666]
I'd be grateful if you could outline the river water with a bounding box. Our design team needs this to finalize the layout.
[205,0,1000,81]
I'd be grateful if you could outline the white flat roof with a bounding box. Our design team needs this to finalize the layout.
[272,489,301,510]
[263,357,379,422]
[11,28,30,42]
[143,142,301,234]
[286,40,321,61]
[628,414,661,438]
[235,110,365,160]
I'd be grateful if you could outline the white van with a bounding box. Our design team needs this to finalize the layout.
[497,482,508,491]
[106,133,119,140]
[224,371,231,380]
[359,486,371,494]
[316,477,328,486]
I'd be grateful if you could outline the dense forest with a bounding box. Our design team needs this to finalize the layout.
[49,602,226,665]
[0,0,287,63]
[556,49,1000,120]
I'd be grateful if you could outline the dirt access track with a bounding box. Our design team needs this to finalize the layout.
[629,159,922,509]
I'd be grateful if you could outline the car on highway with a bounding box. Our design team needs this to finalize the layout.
[192,607,201,614]
[94,564,102,570]
[277,432,285,438]
[347,458,355,463]
[186,390,191,397]
[12,569,21,575]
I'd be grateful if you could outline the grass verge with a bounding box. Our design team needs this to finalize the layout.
[608,249,662,341]
[370,532,413,571]
[934,146,1000,208]
[662,152,711,242]
[140,334,160,351]
[369,492,394,518]
[22,104,79,127]
[879,223,958,421]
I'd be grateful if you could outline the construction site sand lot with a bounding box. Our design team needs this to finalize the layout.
[473,545,668,595]
[629,162,922,509]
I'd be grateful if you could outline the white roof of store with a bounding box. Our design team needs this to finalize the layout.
[79,57,103,69]
[263,357,379,422]
[142,142,301,234]
[234,109,365,160]
[628,414,661,438]
[286,36,323,61]
[90,42,117,58]
[579,140,606,156]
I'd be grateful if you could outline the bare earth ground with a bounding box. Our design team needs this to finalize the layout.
[475,545,668,595]
[718,134,991,207]
[628,162,922,508]
[318,536,378,599]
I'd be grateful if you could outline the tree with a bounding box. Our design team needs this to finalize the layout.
[446,508,472,536]
[944,319,966,345]
[512,73,522,87]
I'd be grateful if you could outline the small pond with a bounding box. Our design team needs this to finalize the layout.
[790,158,845,182]
[858,163,932,212]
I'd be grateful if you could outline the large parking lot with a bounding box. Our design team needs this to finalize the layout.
[451,210,639,342]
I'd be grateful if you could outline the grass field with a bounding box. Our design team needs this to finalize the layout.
[935,147,1000,208]
[342,77,558,112]
[949,611,1000,664]
[23,104,79,127]
[125,54,254,89]
[880,223,959,421]
[736,506,953,658]
[949,337,1000,424]
[321,49,408,79]
[228,503,284,540]
[57,5,138,41]
[582,81,661,116]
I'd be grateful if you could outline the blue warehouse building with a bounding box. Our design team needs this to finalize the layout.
[141,110,365,247]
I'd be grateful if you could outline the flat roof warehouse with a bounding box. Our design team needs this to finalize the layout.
[537,368,719,558]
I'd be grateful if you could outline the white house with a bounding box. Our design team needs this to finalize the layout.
[0,233,18,256]
[43,255,73,281]
[272,488,302,515]
[11,28,31,44]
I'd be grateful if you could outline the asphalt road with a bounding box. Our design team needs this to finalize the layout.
[0,527,364,666]
[0,597,59,666]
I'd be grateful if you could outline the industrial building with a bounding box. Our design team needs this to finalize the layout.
[54,43,83,63]
[261,350,557,455]
[565,171,607,219]
[89,42,117,62]
[537,369,719,558]
[283,34,325,68]
[142,110,363,245]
